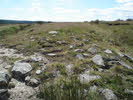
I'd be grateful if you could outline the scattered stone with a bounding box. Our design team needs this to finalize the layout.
[125,89,133,95]
[79,73,101,84]
[0,72,11,100]
[76,54,84,59]
[117,52,124,57]
[124,54,133,62]
[11,61,32,81]
[104,49,113,54]
[88,47,98,54]
[119,61,133,69]
[66,64,73,75]
[89,85,98,92]
[47,53,57,57]
[25,76,40,87]
[92,55,105,66]
[69,45,75,49]
[36,70,42,75]
[49,31,58,34]
[83,53,89,57]
[74,49,84,53]
[99,88,117,100]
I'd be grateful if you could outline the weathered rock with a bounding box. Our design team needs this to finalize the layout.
[79,73,101,84]
[104,49,113,54]
[117,52,124,57]
[89,85,98,92]
[99,88,117,100]
[11,61,32,81]
[119,61,133,69]
[74,49,84,53]
[125,89,133,95]
[0,72,11,87]
[69,45,75,49]
[92,55,105,66]
[124,54,133,62]
[66,64,73,75]
[76,54,84,59]
[25,77,40,87]
[0,72,11,100]
[47,53,57,57]
[49,31,58,34]
[83,53,89,57]
[36,70,42,75]
[88,47,98,54]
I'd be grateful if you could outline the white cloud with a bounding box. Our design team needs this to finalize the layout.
[116,0,133,3]
[54,7,80,13]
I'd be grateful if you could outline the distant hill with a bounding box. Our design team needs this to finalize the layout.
[0,19,52,24]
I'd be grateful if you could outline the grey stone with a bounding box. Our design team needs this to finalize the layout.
[117,52,124,57]
[47,53,57,57]
[69,45,74,49]
[124,54,133,62]
[36,70,42,75]
[99,89,117,100]
[66,64,73,75]
[92,55,105,66]
[74,49,84,53]
[79,73,101,84]
[0,89,8,100]
[0,72,11,87]
[76,54,84,59]
[25,78,40,87]
[89,85,98,92]
[49,31,58,34]
[83,53,89,57]
[88,47,98,54]
[104,49,113,54]
[119,61,133,69]
[125,89,133,95]
[11,61,32,81]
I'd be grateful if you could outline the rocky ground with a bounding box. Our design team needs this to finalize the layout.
[0,22,133,100]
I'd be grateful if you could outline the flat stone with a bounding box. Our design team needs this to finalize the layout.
[104,49,113,54]
[49,31,58,34]
[92,55,105,66]
[76,54,84,59]
[88,47,98,54]
[36,70,42,75]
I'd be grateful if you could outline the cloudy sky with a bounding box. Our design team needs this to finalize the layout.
[0,0,133,21]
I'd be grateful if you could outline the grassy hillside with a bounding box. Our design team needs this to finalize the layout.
[0,21,133,100]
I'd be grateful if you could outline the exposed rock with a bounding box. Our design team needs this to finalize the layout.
[79,73,101,84]
[124,54,133,62]
[66,64,73,75]
[74,49,84,53]
[76,54,84,59]
[89,85,98,92]
[36,70,42,75]
[119,61,133,69]
[117,52,124,57]
[92,55,105,66]
[83,53,89,57]
[69,45,75,49]
[8,78,38,100]
[49,31,58,34]
[11,61,32,81]
[88,47,98,54]
[104,49,113,54]
[125,89,133,95]
[47,53,57,57]
[99,88,117,100]
[0,72,11,100]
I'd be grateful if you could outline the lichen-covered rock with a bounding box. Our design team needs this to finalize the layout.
[92,55,105,66]
[11,61,32,81]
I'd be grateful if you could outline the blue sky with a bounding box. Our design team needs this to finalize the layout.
[0,0,133,21]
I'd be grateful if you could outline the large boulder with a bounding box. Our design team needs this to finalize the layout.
[92,55,105,66]
[11,61,32,81]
